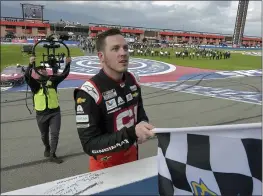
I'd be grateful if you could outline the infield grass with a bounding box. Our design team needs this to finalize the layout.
[1,44,85,71]
[1,45,261,71]
[134,48,261,71]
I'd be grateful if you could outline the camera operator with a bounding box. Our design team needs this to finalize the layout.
[24,56,71,164]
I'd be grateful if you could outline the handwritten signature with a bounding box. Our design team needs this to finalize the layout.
[43,172,105,195]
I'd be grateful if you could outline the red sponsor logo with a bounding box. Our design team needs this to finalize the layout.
[113,104,138,131]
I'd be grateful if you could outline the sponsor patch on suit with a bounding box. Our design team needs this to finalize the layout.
[106,98,117,111]
[77,124,90,128]
[77,105,84,114]
[76,115,89,123]
[130,85,137,92]
[132,92,139,98]
[103,89,117,100]
[77,97,86,104]
[126,93,133,102]
[117,96,125,106]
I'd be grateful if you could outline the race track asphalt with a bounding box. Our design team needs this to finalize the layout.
[184,76,262,92]
[1,76,262,193]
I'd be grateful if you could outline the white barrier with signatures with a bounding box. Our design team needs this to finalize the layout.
[2,156,157,195]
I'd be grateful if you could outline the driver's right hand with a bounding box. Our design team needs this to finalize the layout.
[135,121,155,144]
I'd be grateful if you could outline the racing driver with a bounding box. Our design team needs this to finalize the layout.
[73,28,155,171]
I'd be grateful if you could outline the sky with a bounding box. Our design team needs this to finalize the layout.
[1,1,262,37]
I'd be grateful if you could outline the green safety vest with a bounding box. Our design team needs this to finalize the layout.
[33,82,59,111]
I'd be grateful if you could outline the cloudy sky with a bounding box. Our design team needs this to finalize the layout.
[1,1,261,37]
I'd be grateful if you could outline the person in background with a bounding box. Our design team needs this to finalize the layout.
[24,56,71,164]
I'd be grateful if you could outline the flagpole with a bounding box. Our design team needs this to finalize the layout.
[153,122,261,134]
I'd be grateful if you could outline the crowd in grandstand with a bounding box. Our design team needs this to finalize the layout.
[2,17,24,22]
[56,19,81,26]
[2,17,49,23]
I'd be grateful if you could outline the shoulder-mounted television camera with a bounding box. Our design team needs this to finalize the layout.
[31,34,71,80]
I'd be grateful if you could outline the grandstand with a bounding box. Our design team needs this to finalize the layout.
[0,3,261,47]
[49,19,90,37]
[1,18,261,47]
[0,16,50,39]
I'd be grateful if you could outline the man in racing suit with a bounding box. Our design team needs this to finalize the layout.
[24,56,71,164]
[74,28,155,171]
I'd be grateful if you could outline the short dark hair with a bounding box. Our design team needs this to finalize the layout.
[96,28,122,52]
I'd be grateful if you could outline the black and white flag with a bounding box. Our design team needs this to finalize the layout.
[156,123,262,195]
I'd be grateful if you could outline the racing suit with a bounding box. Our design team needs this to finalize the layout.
[24,63,70,162]
[73,69,149,171]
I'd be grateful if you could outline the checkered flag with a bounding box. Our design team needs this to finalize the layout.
[156,123,262,195]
